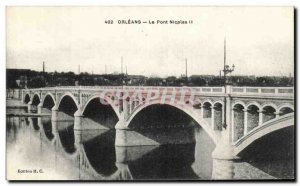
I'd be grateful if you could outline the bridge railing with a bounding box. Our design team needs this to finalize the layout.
[230,87,294,96]
[22,86,225,93]
[22,86,294,97]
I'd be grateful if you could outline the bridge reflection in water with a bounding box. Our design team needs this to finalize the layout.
[6,113,294,180]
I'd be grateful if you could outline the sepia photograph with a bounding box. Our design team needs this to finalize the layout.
[5,6,295,181]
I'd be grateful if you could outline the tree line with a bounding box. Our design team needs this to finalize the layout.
[7,69,294,89]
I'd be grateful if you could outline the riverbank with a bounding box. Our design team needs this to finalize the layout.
[6,99,27,108]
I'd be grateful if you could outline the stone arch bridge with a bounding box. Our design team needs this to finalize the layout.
[22,85,294,164]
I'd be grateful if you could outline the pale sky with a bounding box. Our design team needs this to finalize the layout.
[6,7,294,77]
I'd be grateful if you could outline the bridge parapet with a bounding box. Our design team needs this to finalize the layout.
[230,86,293,98]
[22,86,294,98]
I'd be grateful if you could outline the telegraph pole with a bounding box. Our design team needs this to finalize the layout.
[121,56,124,85]
[42,61,46,87]
[121,56,123,74]
[185,58,188,86]
[78,64,81,86]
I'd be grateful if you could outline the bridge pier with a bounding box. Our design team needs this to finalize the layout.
[37,103,43,114]
[27,101,33,113]
[74,130,82,147]
[211,132,235,180]
[211,94,235,180]
[52,119,58,134]
[51,106,59,121]
[74,108,83,131]
[115,120,132,146]
[211,158,234,180]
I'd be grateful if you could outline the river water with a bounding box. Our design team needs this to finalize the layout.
[6,107,294,181]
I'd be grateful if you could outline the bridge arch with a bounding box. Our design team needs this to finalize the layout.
[126,98,219,144]
[234,113,294,156]
[24,94,31,104]
[232,103,245,142]
[82,94,120,119]
[202,99,213,105]
[30,93,41,113]
[81,95,120,129]
[261,103,278,112]
[57,93,79,120]
[32,93,41,105]
[261,104,277,123]
[42,93,56,111]
[278,103,294,111]
[232,101,246,109]
[202,101,212,120]
[212,100,224,106]
[212,102,223,131]
[245,101,261,110]
[246,104,260,133]
[278,104,294,116]
[57,92,80,109]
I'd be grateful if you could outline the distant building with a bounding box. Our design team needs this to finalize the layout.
[127,75,147,86]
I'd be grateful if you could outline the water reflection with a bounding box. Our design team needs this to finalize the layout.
[41,117,54,140]
[81,130,117,176]
[6,114,294,180]
[31,118,40,131]
[129,144,198,180]
[57,121,76,154]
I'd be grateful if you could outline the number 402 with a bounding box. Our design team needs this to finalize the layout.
[105,20,114,24]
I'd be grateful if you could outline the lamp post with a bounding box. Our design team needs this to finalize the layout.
[221,38,235,130]
[222,39,235,85]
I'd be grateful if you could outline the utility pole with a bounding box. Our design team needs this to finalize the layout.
[125,65,128,85]
[78,64,81,86]
[105,64,107,74]
[121,56,124,85]
[121,56,123,74]
[42,61,45,87]
[185,58,188,86]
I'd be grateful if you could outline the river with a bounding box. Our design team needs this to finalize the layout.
[6,104,294,180]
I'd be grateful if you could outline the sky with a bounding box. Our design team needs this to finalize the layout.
[6,6,294,77]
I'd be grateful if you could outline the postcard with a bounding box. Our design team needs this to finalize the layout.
[6,6,294,181]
